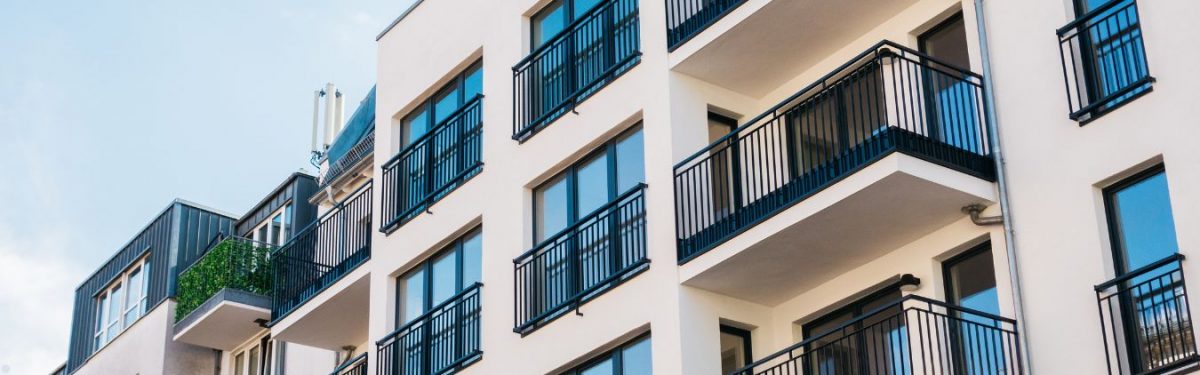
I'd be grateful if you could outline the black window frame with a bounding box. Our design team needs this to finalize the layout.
[394,226,484,327]
[532,124,644,243]
[559,333,651,375]
[718,324,753,372]
[1103,164,1176,277]
[399,60,484,149]
[941,241,996,308]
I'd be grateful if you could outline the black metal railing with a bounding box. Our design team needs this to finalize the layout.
[733,295,1021,375]
[514,184,648,334]
[324,130,376,187]
[271,182,373,321]
[381,96,483,233]
[377,283,483,375]
[674,40,995,263]
[665,0,746,50]
[1057,0,1152,123]
[1096,254,1199,374]
[332,353,368,375]
[512,0,640,141]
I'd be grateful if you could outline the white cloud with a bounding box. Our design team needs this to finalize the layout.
[0,225,82,375]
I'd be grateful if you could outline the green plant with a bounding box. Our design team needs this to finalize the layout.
[175,237,274,322]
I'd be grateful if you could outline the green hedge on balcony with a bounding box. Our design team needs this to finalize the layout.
[175,237,273,322]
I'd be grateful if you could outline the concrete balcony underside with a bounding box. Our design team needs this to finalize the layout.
[271,269,369,351]
[173,289,270,351]
[679,153,996,305]
[670,0,920,97]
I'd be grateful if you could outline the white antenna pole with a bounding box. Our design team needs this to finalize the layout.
[323,83,336,150]
[311,89,321,153]
[334,90,345,137]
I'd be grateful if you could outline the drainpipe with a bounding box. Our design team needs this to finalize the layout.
[971,0,1035,373]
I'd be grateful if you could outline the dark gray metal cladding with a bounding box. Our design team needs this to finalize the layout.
[233,172,319,242]
[65,200,235,374]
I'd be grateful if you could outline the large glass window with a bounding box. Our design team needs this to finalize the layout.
[531,0,605,50]
[395,228,484,325]
[918,13,981,153]
[533,126,644,243]
[399,62,484,149]
[802,285,904,375]
[1106,167,1179,274]
[943,243,1003,373]
[93,256,151,352]
[561,335,651,375]
[719,325,752,373]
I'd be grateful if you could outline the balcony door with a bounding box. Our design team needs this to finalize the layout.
[395,228,483,374]
[1103,166,1190,373]
[919,13,983,154]
[802,285,905,375]
[943,243,1006,374]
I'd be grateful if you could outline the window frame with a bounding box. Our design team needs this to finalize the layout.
[559,333,651,375]
[718,324,753,372]
[532,125,643,243]
[398,60,484,151]
[531,0,604,51]
[251,201,294,247]
[394,226,484,327]
[1103,164,1177,277]
[93,255,152,352]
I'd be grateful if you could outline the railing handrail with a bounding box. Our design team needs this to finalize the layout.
[323,130,375,186]
[329,352,367,375]
[1057,0,1135,36]
[512,0,624,70]
[735,294,1017,373]
[514,257,650,333]
[272,180,373,256]
[514,183,647,262]
[1095,253,1185,291]
[379,160,485,232]
[381,95,485,170]
[376,282,483,345]
[673,40,982,169]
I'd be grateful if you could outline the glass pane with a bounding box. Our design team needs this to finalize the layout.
[431,251,458,305]
[434,86,461,125]
[249,346,260,375]
[533,1,567,49]
[282,203,292,241]
[257,225,269,244]
[108,285,123,325]
[919,16,970,70]
[96,293,108,332]
[535,174,569,242]
[622,337,653,375]
[235,352,245,375]
[1110,171,1179,273]
[462,230,483,287]
[402,107,430,147]
[399,269,426,324]
[719,331,747,373]
[581,358,614,375]
[271,213,283,246]
[464,65,483,100]
[615,129,645,194]
[125,268,143,325]
[573,0,603,18]
[947,248,1000,316]
[575,152,610,218]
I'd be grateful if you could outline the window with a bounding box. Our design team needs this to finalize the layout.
[93,256,151,351]
[252,203,293,246]
[706,112,737,219]
[801,285,904,374]
[561,335,651,375]
[719,325,752,373]
[1061,0,1150,121]
[1105,167,1179,275]
[943,243,1003,373]
[532,0,605,50]
[399,62,484,149]
[918,13,982,153]
[395,228,483,325]
[533,126,644,243]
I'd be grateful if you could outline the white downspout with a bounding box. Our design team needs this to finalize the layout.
[972,0,1035,373]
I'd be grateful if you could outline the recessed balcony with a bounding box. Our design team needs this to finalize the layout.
[172,236,273,350]
[674,41,997,304]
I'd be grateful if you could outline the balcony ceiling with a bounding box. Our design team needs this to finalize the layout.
[272,273,370,351]
[672,0,920,97]
[172,290,271,351]
[679,154,996,305]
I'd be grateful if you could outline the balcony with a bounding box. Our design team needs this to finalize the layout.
[172,236,273,350]
[1057,0,1153,123]
[733,295,1021,375]
[512,0,640,142]
[377,284,483,375]
[1096,254,1199,374]
[272,181,372,322]
[381,96,483,233]
[676,41,994,263]
[665,0,746,50]
[332,353,368,375]
[513,184,648,334]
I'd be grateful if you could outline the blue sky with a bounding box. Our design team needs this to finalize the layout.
[0,1,408,373]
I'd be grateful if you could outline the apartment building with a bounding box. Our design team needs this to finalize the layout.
[57,0,1200,373]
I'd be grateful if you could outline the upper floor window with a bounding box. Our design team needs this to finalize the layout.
[560,334,652,375]
[532,0,604,50]
[396,228,483,325]
[253,203,293,246]
[400,62,483,150]
[93,256,151,351]
[534,126,644,243]
[1057,0,1151,122]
